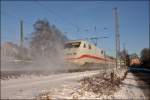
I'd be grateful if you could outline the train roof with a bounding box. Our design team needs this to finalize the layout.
[65,39,86,43]
[65,39,104,50]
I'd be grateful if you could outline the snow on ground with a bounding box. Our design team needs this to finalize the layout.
[1,69,148,99]
[113,72,147,99]
[1,70,99,99]
[37,71,148,99]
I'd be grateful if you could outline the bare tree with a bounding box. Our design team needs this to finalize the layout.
[120,49,130,66]
[140,48,150,67]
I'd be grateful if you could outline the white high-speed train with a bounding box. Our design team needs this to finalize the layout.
[64,40,115,66]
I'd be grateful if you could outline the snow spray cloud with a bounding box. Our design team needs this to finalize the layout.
[29,19,68,71]
[1,19,68,72]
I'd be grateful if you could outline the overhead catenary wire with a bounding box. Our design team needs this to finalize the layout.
[2,2,80,33]
[36,1,80,33]
[1,10,21,21]
[1,10,33,26]
[2,2,106,41]
[1,6,79,42]
[1,11,30,44]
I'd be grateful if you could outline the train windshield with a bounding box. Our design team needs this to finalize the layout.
[65,42,81,48]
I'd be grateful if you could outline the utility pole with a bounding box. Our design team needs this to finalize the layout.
[123,43,126,66]
[123,43,126,50]
[113,7,120,69]
[104,51,107,73]
[20,20,24,47]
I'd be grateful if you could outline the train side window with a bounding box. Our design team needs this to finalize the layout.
[83,43,86,48]
[89,45,91,49]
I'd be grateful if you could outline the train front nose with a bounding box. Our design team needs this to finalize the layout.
[64,49,78,63]
[64,41,81,64]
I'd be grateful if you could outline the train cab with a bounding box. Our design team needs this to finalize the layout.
[64,40,105,65]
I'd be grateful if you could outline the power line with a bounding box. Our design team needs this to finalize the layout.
[1,11,27,45]
[1,10,21,20]
[36,1,80,32]
[1,10,32,25]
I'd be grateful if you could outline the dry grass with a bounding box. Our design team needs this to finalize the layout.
[79,71,127,96]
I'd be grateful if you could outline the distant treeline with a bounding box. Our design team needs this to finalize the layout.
[140,48,150,68]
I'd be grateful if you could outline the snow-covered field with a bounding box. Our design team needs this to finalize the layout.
[1,69,149,99]
[37,72,149,99]
[1,70,100,99]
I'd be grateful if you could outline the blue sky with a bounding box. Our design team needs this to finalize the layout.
[1,1,149,56]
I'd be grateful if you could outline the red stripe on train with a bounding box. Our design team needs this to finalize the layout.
[66,54,112,61]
